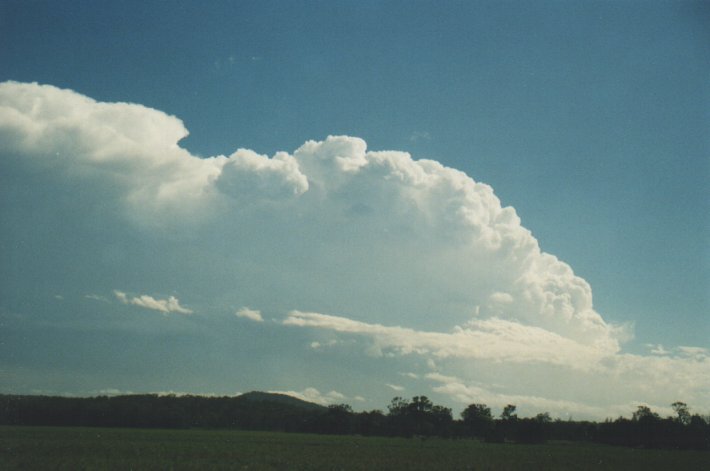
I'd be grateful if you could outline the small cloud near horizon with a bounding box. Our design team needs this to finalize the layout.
[235,307,264,322]
[114,290,193,315]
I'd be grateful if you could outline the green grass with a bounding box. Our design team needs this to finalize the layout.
[1,426,708,470]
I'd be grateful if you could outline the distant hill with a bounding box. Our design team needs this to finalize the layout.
[0,391,329,431]
[237,391,327,411]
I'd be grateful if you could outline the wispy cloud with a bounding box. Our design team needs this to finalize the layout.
[310,339,339,350]
[114,290,192,315]
[408,131,431,143]
[676,346,709,359]
[283,310,608,370]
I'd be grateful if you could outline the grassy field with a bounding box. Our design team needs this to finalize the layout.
[1,426,708,470]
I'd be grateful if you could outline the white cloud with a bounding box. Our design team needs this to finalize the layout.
[235,307,263,322]
[0,81,305,228]
[424,370,695,421]
[268,387,350,406]
[1,83,213,206]
[114,290,193,315]
[217,149,308,200]
[425,373,630,419]
[386,384,405,392]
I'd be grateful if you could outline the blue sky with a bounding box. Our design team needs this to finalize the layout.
[0,1,708,418]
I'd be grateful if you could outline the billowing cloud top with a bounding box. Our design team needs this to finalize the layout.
[2,81,707,417]
[0,81,618,351]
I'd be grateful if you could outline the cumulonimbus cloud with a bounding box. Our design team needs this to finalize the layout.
[1,81,707,418]
[0,81,623,352]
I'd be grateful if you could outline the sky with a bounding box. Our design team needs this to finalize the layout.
[0,0,708,419]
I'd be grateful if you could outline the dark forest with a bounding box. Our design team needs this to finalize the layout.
[1,393,708,450]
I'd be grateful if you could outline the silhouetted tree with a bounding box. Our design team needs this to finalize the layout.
[385,396,452,437]
[355,409,386,436]
[632,405,659,422]
[535,412,551,424]
[429,404,454,437]
[501,404,517,421]
[313,404,354,435]
[387,397,409,416]
[461,403,493,439]
[512,412,552,444]
[671,401,691,425]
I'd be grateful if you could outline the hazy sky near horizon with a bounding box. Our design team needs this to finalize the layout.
[1,0,708,419]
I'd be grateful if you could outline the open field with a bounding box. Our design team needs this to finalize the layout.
[1,426,708,470]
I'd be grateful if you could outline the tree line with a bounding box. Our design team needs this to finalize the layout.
[0,393,707,450]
